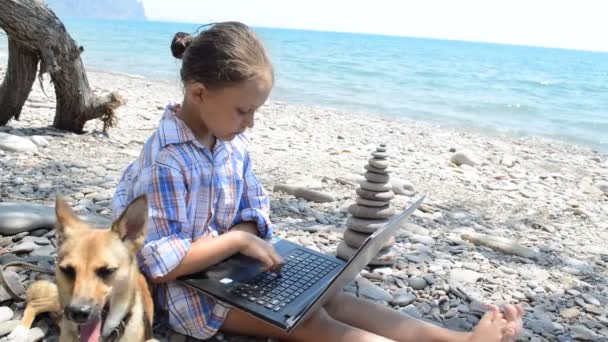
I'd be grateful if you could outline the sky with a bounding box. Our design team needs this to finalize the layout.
[142,0,608,52]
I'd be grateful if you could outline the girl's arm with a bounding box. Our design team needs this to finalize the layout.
[154,229,282,283]
[233,151,273,238]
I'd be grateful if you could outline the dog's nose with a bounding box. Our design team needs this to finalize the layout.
[65,304,93,323]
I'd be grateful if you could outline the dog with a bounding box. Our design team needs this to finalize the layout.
[8,195,154,342]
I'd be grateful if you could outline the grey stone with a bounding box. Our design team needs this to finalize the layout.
[355,277,393,302]
[336,241,395,266]
[356,188,395,202]
[30,136,49,147]
[273,184,336,203]
[0,133,38,153]
[356,197,391,207]
[0,270,25,300]
[364,171,390,183]
[391,179,416,196]
[450,152,478,167]
[0,202,112,236]
[348,204,395,219]
[0,307,13,324]
[371,151,389,159]
[408,277,427,290]
[449,269,483,284]
[443,316,472,332]
[359,181,392,192]
[368,158,389,169]
[400,305,422,319]
[582,293,601,306]
[570,325,599,340]
[346,217,389,233]
[0,320,20,337]
[9,241,39,253]
[364,164,391,174]
[390,289,416,306]
[343,228,394,250]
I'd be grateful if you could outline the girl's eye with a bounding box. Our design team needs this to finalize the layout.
[237,108,249,115]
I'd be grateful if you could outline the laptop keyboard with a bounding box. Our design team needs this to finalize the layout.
[229,249,341,312]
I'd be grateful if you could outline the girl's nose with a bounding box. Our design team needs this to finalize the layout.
[245,112,255,128]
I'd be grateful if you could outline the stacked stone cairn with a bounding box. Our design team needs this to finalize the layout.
[337,144,397,266]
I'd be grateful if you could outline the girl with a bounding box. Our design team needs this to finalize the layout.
[111,22,523,341]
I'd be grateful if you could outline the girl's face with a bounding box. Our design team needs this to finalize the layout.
[185,70,273,142]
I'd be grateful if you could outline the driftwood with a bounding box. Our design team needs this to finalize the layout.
[461,231,539,260]
[0,0,124,133]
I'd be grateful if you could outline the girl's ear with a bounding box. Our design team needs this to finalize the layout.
[188,82,208,104]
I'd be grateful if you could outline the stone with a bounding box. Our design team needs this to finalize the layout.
[356,197,391,207]
[596,181,608,194]
[401,223,429,235]
[359,181,392,192]
[0,202,112,236]
[570,325,599,340]
[450,152,478,167]
[408,277,427,290]
[0,307,13,323]
[0,270,25,300]
[376,145,387,152]
[364,164,391,174]
[343,228,394,250]
[346,217,389,233]
[348,204,395,219]
[390,289,416,306]
[30,136,49,147]
[371,151,389,159]
[273,184,336,203]
[355,277,393,302]
[449,269,483,284]
[368,158,389,169]
[364,171,390,183]
[336,241,395,266]
[581,293,601,306]
[560,307,580,319]
[0,320,20,337]
[0,133,38,153]
[356,188,395,201]
[461,232,539,259]
[391,179,416,196]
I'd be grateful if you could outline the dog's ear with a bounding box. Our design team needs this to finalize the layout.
[55,195,81,241]
[112,195,148,247]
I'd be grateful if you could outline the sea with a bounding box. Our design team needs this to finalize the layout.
[1,18,607,151]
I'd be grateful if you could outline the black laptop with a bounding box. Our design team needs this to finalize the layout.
[178,195,426,333]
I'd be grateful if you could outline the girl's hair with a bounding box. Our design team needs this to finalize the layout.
[170,22,273,88]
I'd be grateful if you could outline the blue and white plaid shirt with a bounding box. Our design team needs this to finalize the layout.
[111,102,272,339]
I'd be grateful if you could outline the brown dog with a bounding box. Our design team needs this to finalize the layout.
[8,196,154,342]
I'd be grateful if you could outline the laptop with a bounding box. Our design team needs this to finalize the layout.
[178,195,426,333]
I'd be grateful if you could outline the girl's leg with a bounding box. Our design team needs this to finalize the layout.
[220,306,395,342]
[324,291,522,342]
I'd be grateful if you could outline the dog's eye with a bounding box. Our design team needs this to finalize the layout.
[96,267,117,279]
[59,265,76,279]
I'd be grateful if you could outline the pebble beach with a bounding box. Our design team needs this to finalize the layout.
[0,69,607,341]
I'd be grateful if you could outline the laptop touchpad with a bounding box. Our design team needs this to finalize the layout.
[204,253,263,282]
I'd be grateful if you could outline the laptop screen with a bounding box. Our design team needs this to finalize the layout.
[286,195,426,330]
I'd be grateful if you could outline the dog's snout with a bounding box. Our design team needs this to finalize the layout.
[65,304,93,323]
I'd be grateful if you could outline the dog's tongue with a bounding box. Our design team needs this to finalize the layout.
[80,318,101,342]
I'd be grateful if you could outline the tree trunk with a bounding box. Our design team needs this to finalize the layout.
[0,0,124,133]
[0,38,39,124]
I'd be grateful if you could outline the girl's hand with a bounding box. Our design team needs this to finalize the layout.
[234,231,283,272]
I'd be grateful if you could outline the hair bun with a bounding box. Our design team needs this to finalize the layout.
[171,32,193,59]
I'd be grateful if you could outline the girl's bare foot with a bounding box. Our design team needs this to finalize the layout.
[501,304,525,342]
[468,305,508,342]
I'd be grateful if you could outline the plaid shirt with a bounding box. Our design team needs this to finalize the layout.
[111,102,272,339]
